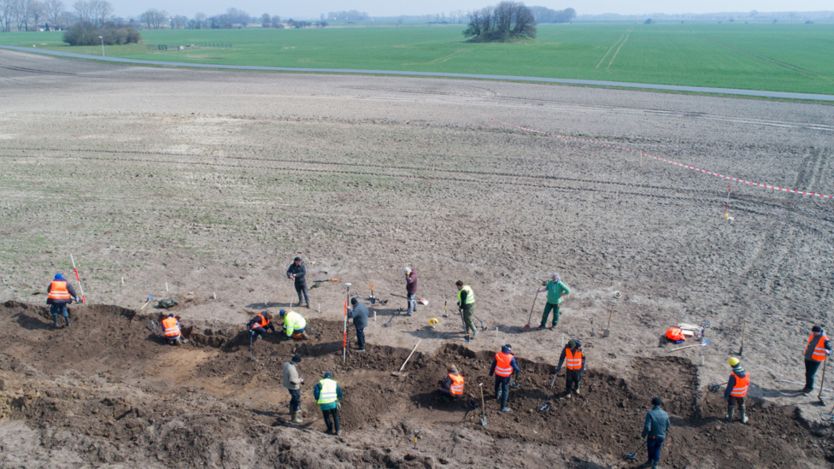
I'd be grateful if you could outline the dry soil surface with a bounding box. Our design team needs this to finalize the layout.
[1,49,833,467]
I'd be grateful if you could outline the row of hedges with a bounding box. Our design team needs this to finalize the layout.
[63,22,141,46]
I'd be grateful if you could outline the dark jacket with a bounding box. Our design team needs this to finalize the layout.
[348,303,369,329]
[555,345,586,372]
[286,262,307,286]
[313,380,344,411]
[46,281,78,305]
[489,353,521,376]
[247,315,276,333]
[642,406,670,439]
[725,365,748,399]
[406,271,417,295]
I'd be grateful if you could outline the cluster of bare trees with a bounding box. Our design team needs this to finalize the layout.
[0,0,112,32]
[464,1,536,42]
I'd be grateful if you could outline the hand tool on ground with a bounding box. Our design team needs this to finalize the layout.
[390,292,429,305]
[708,382,726,393]
[392,339,421,377]
[817,357,829,406]
[342,283,351,363]
[624,438,645,461]
[668,338,711,353]
[478,383,488,428]
[473,314,487,331]
[69,254,87,304]
[523,288,541,329]
[538,374,559,412]
[601,308,614,338]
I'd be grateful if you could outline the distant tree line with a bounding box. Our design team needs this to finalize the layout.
[464,1,536,42]
[325,10,369,23]
[63,21,138,45]
[528,6,576,23]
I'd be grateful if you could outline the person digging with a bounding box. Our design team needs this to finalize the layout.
[725,356,750,424]
[438,364,465,402]
[46,273,80,329]
[279,309,308,340]
[455,280,476,343]
[160,313,183,345]
[554,339,585,398]
[803,324,831,394]
[247,311,275,352]
[537,272,570,331]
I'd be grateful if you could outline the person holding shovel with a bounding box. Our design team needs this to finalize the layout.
[538,273,570,330]
[456,280,477,343]
[802,325,831,394]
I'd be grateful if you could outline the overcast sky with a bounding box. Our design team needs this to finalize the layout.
[107,1,834,19]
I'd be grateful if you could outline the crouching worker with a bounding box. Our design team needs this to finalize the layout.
[438,365,465,400]
[160,313,182,345]
[280,309,308,340]
[314,371,344,435]
[248,311,275,352]
[46,273,79,329]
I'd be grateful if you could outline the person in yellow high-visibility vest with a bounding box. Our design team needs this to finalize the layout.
[313,371,344,435]
[279,309,308,340]
[455,280,476,343]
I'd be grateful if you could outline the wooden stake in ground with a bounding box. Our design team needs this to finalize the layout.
[342,283,351,363]
[69,254,87,304]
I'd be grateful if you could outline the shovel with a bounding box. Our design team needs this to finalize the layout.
[624,438,645,462]
[478,383,488,428]
[523,289,541,329]
[601,309,613,338]
[391,339,421,377]
[538,373,559,412]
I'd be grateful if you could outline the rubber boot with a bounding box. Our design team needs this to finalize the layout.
[725,406,734,422]
[65,316,70,328]
[740,405,749,424]
[292,411,303,424]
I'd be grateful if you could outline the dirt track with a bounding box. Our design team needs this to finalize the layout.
[1,49,834,466]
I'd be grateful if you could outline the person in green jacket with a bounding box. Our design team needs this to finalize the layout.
[313,371,344,435]
[538,273,570,330]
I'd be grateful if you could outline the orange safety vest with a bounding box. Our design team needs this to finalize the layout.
[665,326,685,342]
[251,313,270,330]
[47,280,72,302]
[729,371,750,398]
[565,348,583,371]
[494,352,514,378]
[161,317,180,338]
[805,333,830,362]
[449,373,464,396]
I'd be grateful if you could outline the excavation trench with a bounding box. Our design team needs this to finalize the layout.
[0,301,831,468]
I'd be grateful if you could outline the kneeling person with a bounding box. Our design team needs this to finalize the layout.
[438,365,465,399]
[280,309,308,340]
[161,313,182,345]
[248,311,275,352]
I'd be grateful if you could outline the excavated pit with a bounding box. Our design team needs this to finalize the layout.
[0,301,832,468]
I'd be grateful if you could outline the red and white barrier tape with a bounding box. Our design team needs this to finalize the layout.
[496,119,834,201]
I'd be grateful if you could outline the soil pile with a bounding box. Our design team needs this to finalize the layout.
[1,301,831,468]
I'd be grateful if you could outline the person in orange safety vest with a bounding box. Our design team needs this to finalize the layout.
[554,339,586,397]
[247,311,276,352]
[724,356,750,424]
[803,325,832,394]
[439,364,465,400]
[665,326,685,344]
[160,313,182,345]
[489,344,521,413]
[46,273,79,329]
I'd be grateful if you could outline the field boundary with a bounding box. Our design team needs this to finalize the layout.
[2,45,834,102]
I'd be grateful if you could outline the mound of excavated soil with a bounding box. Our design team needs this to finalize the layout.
[1,301,831,468]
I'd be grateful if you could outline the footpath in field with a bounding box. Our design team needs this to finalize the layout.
[0,301,832,467]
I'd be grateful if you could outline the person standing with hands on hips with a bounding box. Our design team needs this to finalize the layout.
[538,272,570,330]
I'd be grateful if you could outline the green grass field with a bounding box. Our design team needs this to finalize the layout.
[3,24,834,94]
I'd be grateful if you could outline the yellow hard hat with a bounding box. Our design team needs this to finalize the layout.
[428,317,440,327]
[727,357,740,367]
